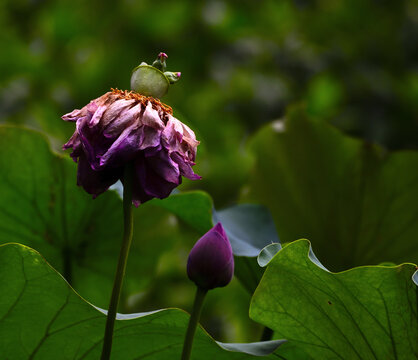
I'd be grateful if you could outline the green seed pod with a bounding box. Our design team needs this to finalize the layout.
[130,64,170,99]
[130,52,180,99]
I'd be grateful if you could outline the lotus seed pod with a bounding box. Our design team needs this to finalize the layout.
[130,64,170,98]
[131,52,180,99]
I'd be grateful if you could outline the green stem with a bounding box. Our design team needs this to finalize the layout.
[101,164,134,360]
[181,287,208,360]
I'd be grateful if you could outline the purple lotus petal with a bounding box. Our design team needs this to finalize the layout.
[129,164,154,206]
[88,105,107,128]
[76,115,111,170]
[99,121,148,168]
[162,116,199,161]
[102,99,137,128]
[63,131,79,151]
[62,108,84,122]
[147,148,180,183]
[62,90,200,204]
[138,126,162,150]
[179,121,200,149]
[63,132,83,162]
[134,153,179,201]
[103,102,141,137]
[170,152,201,180]
[77,154,122,196]
[86,101,99,116]
[162,116,183,148]
[187,223,234,290]
[141,102,165,129]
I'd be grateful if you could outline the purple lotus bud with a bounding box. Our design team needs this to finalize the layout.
[187,223,234,290]
[62,89,201,206]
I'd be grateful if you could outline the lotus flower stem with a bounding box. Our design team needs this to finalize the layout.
[181,286,208,360]
[101,163,134,360]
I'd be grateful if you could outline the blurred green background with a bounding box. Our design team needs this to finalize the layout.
[2,0,417,207]
[1,0,417,344]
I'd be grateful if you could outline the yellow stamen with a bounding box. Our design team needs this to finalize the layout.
[111,88,173,115]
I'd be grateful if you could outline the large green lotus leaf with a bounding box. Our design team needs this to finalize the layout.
[245,106,418,270]
[250,239,418,360]
[0,243,285,359]
[0,125,190,309]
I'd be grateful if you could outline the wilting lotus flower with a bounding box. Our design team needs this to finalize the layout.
[187,223,234,290]
[62,89,200,206]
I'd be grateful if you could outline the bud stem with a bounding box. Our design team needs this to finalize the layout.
[181,286,208,360]
[101,163,135,360]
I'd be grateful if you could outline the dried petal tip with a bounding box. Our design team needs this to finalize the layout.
[187,223,234,290]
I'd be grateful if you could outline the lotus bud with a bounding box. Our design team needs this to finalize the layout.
[187,223,234,290]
